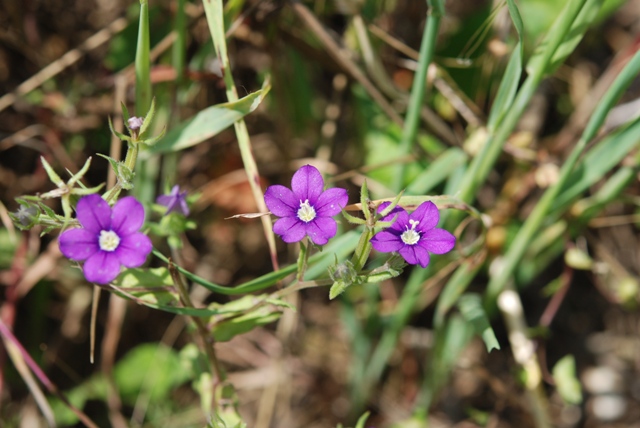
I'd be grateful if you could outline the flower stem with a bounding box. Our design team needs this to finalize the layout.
[296,239,310,282]
[202,0,279,272]
[124,143,139,172]
[392,0,444,192]
[350,227,373,272]
[167,260,225,411]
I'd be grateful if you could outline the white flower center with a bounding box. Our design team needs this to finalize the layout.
[297,199,317,223]
[400,219,420,245]
[99,230,121,252]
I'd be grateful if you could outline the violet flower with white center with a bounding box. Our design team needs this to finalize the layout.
[156,185,190,216]
[58,194,152,284]
[264,165,348,246]
[370,201,455,268]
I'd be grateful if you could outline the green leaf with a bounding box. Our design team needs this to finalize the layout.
[148,86,270,154]
[406,148,468,195]
[51,343,188,425]
[139,97,156,138]
[434,260,479,327]
[40,226,56,236]
[354,411,371,428]
[0,229,19,268]
[506,0,524,38]
[457,293,500,352]
[487,0,524,131]
[40,156,64,187]
[140,125,166,146]
[421,315,475,409]
[37,201,58,219]
[526,0,603,76]
[552,118,640,213]
[552,355,583,405]
[114,343,189,403]
[95,154,134,191]
[151,230,360,297]
[564,247,594,270]
[329,281,349,300]
[210,295,283,342]
[265,298,297,311]
[108,116,131,142]
[113,267,179,306]
[120,101,131,123]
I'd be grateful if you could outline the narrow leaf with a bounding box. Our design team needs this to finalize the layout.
[457,293,500,352]
[552,355,583,405]
[148,87,270,154]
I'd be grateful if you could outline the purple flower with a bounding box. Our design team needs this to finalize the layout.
[264,165,348,246]
[59,194,152,284]
[156,185,190,216]
[370,201,455,268]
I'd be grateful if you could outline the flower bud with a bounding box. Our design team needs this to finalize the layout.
[128,116,144,131]
[14,205,38,227]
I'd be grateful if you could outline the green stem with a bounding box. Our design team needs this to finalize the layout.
[124,143,139,171]
[359,265,430,403]
[350,228,373,272]
[485,47,640,305]
[172,0,186,84]
[202,0,279,271]
[455,0,589,206]
[168,261,224,412]
[392,0,444,192]
[102,185,121,204]
[296,239,310,282]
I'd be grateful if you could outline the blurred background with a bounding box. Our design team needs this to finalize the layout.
[1,0,640,427]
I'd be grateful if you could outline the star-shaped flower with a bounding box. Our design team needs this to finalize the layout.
[370,201,455,268]
[58,194,152,284]
[264,165,348,246]
[156,185,190,216]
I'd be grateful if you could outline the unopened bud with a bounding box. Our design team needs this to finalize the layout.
[128,116,144,130]
[329,260,358,284]
[13,205,38,227]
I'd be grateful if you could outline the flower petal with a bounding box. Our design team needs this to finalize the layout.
[419,228,456,254]
[112,196,145,236]
[76,194,111,233]
[315,188,348,217]
[264,185,298,217]
[411,201,440,232]
[273,217,306,243]
[83,251,122,284]
[156,194,175,207]
[59,228,99,261]
[305,217,337,246]
[399,245,431,268]
[115,233,152,268]
[377,202,405,224]
[387,210,410,233]
[291,165,324,204]
[157,186,190,216]
[178,197,190,217]
[370,230,404,253]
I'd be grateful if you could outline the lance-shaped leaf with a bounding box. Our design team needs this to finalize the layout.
[138,97,156,139]
[148,85,271,154]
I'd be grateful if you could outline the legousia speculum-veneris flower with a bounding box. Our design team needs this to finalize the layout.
[58,194,152,284]
[370,201,455,268]
[264,164,348,246]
